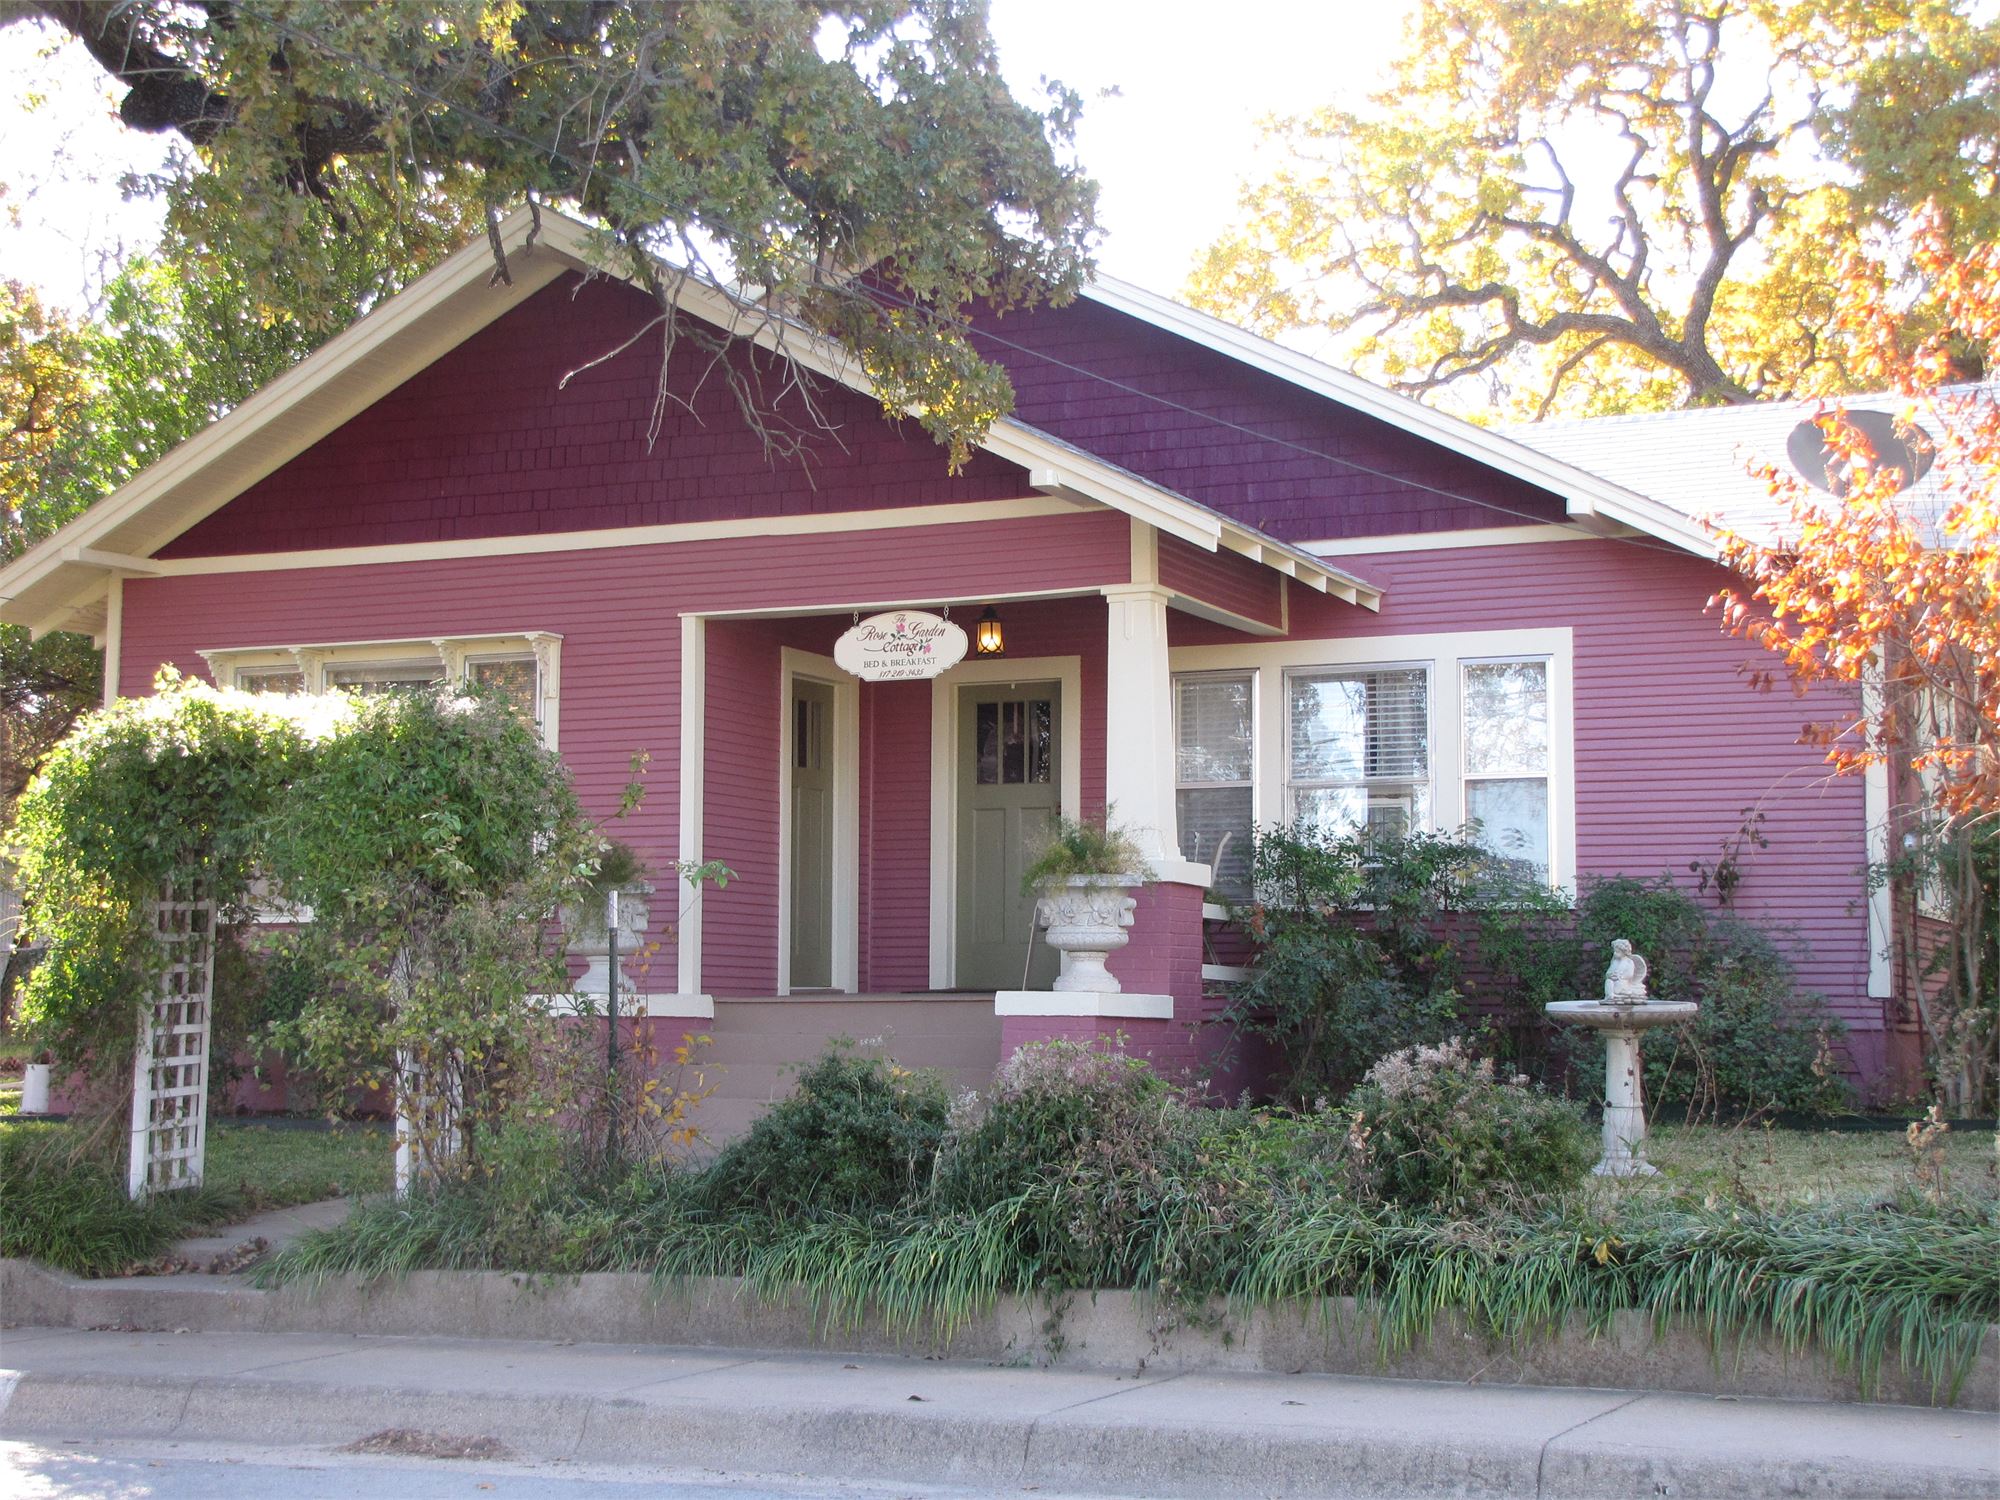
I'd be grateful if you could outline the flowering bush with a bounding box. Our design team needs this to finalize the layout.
[1343,1038,1592,1212]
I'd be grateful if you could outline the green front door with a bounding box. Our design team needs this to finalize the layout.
[789,678,835,989]
[955,681,1060,991]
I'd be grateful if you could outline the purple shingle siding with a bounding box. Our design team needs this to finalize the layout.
[971,296,1568,541]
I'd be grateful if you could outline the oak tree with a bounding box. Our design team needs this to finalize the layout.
[1190,0,1998,419]
[11,0,1098,463]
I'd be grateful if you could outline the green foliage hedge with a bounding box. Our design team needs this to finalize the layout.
[1483,874,1851,1118]
[702,1049,951,1221]
[260,1039,1998,1403]
[1226,824,1484,1100]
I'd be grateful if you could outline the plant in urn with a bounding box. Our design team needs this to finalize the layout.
[1022,814,1149,993]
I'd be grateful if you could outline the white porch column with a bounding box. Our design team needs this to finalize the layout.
[676,614,707,1001]
[1102,583,1180,864]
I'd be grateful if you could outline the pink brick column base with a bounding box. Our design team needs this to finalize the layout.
[1000,879,1239,1090]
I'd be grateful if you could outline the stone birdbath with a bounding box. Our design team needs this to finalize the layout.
[1546,940,1696,1177]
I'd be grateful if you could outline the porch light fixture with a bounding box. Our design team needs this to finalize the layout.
[973,605,1006,658]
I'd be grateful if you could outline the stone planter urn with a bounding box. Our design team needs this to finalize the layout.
[1036,875,1141,993]
[566,883,655,999]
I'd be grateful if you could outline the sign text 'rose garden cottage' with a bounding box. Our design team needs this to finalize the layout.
[832,610,969,682]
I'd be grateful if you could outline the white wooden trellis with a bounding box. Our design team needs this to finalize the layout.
[127,884,216,1198]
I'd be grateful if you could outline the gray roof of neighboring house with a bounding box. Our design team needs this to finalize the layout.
[1501,390,1976,546]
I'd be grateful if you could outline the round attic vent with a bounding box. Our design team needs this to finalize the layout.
[1785,409,1936,496]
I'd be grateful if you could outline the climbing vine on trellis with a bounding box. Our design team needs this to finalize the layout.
[6,671,599,1190]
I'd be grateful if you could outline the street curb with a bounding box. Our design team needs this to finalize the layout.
[0,1376,1992,1500]
[4,1256,1994,1412]
[2,1366,1994,1500]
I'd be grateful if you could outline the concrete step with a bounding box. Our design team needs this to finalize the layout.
[683,995,1002,1141]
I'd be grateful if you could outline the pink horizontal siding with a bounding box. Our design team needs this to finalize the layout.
[974,295,1568,543]
[703,620,782,996]
[118,514,1128,999]
[1157,533,1283,628]
[1172,537,1877,1047]
[162,276,1031,558]
[860,681,932,992]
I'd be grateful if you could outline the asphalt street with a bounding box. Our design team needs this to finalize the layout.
[1,1436,1103,1500]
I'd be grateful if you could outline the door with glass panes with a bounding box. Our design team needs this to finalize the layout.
[955,681,1060,990]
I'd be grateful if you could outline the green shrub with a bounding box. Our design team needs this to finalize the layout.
[1644,921,1850,1119]
[931,1038,1217,1288]
[703,1047,950,1219]
[1227,824,1484,1100]
[934,1037,1183,1210]
[1474,871,1584,1069]
[1481,875,1850,1118]
[1343,1038,1593,1212]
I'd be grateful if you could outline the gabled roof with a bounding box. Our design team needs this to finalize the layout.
[1077,276,1718,557]
[0,208,1376,638]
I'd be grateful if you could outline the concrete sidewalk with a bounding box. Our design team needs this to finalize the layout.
[1,1325,1994,1498]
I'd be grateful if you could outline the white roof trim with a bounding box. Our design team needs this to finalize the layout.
[1079,276,1718,559]
[2,208,1377,631]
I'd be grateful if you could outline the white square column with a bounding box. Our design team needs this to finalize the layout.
[1103,584,1176,861]
[675,614,709,1003]
[1102,583,1205,887]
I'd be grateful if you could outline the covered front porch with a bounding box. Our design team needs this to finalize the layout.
[646,518,1376,1110]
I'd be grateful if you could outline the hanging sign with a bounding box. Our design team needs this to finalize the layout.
[834,609,968,682]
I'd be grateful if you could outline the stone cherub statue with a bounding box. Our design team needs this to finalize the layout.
[1603,939,1649,1003]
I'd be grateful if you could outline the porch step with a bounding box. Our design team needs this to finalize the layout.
[683,994,1001,1146]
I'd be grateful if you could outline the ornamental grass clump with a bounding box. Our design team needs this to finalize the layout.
[1018,812,1148,891]
[1343,1038,1593,1213]
[0,1126,241,1276]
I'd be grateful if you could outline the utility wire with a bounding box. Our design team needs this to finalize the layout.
[236,6,1698,561]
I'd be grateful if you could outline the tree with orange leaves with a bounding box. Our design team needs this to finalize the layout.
[1713,209,1996,1111]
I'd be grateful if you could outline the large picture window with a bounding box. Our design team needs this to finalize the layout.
[1174,672,1254,898]
[1167,627,1574,893]
[1285,667,1429,840]
[1462,659,1550,877]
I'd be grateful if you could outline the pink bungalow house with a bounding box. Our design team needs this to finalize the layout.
[0,210,1901,1119]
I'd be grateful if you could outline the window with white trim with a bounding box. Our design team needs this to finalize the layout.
[1174,672,1254,899]
[325,660,446,694]
[466,652,542,734]
[1462,659,1550,878]
[1166,627,1575,894]
[236,665,305,695]
[1284,666,1429,840]
[200,633,561,749]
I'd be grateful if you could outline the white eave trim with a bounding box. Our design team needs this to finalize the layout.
[1081,276,1721,560]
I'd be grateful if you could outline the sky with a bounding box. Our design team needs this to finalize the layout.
[0,1,1416,313]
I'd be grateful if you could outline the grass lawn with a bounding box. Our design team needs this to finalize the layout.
[1585,1120,1999,1208]
[0,1113,393,1277]
[0,1114,393,1214]
[201,1119,395,1209]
